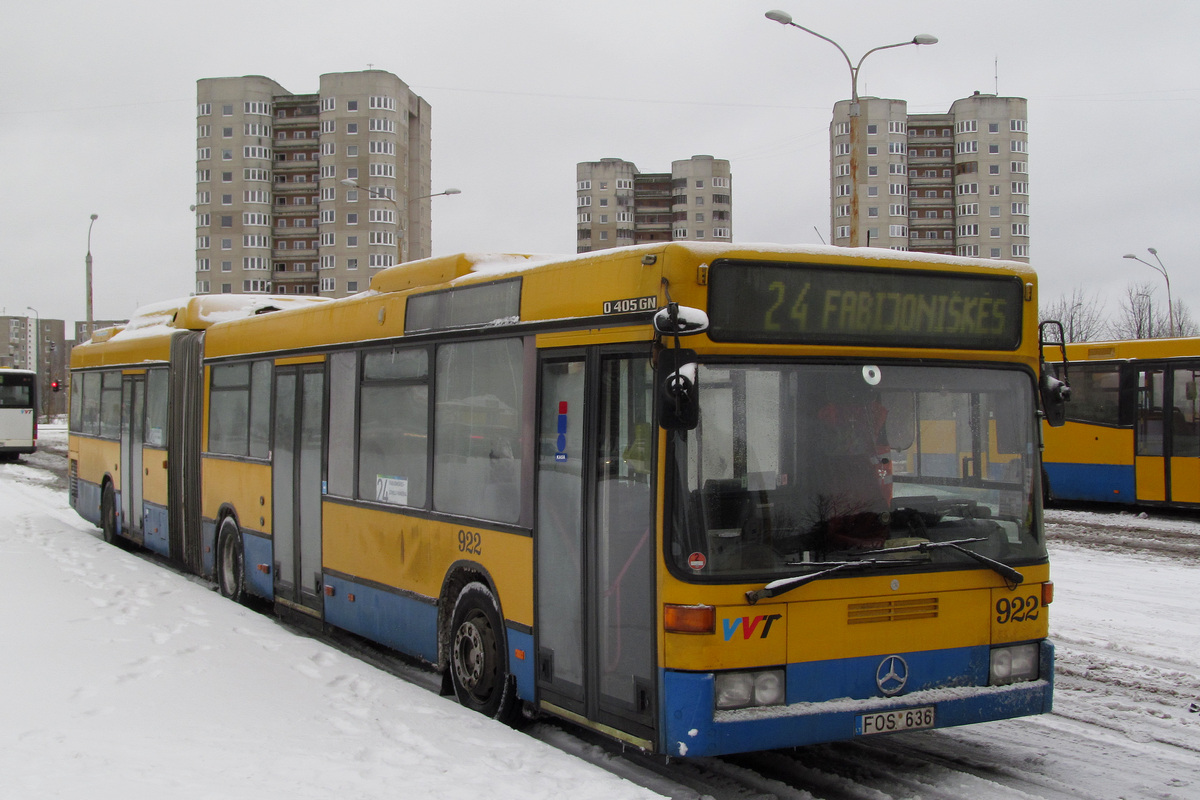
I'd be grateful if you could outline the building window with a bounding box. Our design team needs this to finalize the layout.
[1012,244,1030,257]
[867,165,878,176]
[368,96,396,111]
[836,163,851,177]
[888,121,906,134]
[1011,182,1029,194]
[957,182,979,195]
[1012,223,1029,236]
[835,226,850,239]
[989,164,1000,174]
[835,122,850,136]
[197,258,210,272]
[1010,119,1028,132]
[868,207,879,218]
[866,145,878,155]
[888,225,907,237]
[835,142,850,156]
[957,203,979,216]
[990,227,1002,238]
[955,120,977,134]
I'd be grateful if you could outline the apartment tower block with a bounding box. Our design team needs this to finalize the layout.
[830,92,1029,262]
[195,70,431,298]
[576,156,732,253]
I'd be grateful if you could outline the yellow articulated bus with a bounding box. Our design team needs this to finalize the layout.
[69,243,1062,757]
[1042,336,1200,507]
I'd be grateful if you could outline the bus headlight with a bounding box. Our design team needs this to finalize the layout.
[714,669,786,710]
[990,643,1039,685]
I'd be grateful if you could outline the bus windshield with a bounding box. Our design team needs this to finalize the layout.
[667,362,1044,579]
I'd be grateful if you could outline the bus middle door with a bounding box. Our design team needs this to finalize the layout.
[120,373,145,544]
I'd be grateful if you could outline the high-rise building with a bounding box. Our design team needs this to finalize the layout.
[195,70,432,298]
[829,92,1029,262]
[576,156,732,253]
[2,315,68,416]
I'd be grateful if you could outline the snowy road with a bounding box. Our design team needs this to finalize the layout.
[3,429,1199,799]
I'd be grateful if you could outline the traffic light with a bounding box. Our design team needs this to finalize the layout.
[50,380,61,392]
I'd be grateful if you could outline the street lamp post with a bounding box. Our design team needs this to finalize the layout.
[765,10,936,247]
[340,179,460,263]
[1124,249,1175,337]
[85,213,99,340]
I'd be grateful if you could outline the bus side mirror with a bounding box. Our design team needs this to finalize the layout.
[653,304,708,337]
[659,348,699,430]
[1040,369,1070,427]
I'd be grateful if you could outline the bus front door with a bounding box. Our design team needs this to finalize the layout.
[272,364,325,616]
[119,374,145,544]
[535,351,657,746]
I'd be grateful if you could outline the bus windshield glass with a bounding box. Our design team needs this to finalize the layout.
[0,376,33,407]
[667,362,1044,579]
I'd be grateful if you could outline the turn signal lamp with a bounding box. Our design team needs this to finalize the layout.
[664,604,715,634]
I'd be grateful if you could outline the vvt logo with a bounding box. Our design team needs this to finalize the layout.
[722,614,783,641]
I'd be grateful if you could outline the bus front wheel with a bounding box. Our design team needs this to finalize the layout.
[449,582,519,724]
[216,517,246,604]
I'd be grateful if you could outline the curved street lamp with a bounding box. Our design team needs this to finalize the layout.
[1124,249,1174,336]
[765,10,936,247]
[340,179,460,262]
[86,213,99,340]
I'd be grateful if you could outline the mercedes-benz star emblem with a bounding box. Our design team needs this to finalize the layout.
[876,655,909,696]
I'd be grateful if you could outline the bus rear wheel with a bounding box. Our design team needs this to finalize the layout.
[100,482,119,546]
[216,517,246,604]
[449,583,519,724]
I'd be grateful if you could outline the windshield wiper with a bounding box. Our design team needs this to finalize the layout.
[861,537,1024,587]
[745,558,923,605]
[744,537,1025,605]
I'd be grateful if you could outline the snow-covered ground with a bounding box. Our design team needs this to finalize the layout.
[3,427,1199,799]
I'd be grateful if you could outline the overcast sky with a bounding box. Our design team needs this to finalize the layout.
[2,0,1197,329]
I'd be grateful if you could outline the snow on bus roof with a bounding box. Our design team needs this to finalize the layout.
[80,295,333,346]
[124,295,332,331]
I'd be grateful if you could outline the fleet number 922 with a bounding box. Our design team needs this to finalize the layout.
[457,529,482,556]
[995,595,1040,624]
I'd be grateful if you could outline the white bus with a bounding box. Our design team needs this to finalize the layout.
[0,368,37,460]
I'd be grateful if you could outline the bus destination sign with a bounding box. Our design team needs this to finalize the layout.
[707,260,1024,350]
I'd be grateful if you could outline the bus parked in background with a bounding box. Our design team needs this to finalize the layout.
[0,368,37,460]
[69,243,1062,757]
[1043,337,1200,506]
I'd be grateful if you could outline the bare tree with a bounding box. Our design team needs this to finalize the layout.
[1107,282,1177,339]
[1169,298,1199,337]
[1039,287,1108,343]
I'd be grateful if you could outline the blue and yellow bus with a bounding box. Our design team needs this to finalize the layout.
[1043,337,1200,506]
[70,243,1058,757]
[1,368,38,459]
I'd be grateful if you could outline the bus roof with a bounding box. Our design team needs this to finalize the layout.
[198,243,1039,360]
[1056,336,1200,363]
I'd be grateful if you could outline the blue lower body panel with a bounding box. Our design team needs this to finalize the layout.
[242,532,274,599]
[142,502,170,556]
[322,574,439,665]
[661,640,1054,757]
[74,480,102,527]
[1045,462,1134,503]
